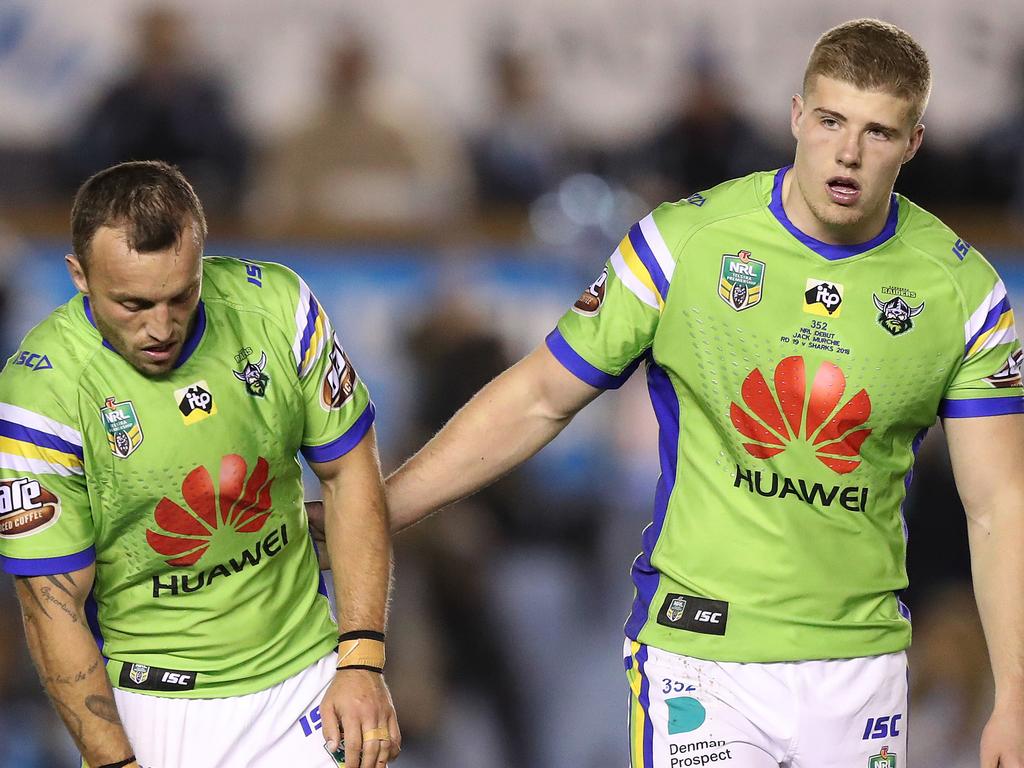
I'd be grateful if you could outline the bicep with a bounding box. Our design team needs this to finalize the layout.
[14,563,96,619]
[943,413,1024,517]
[307,427,383,488]
[521,343,604,421]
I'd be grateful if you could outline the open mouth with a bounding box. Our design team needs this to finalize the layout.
[141,342,178,362]
[826,176,861,205]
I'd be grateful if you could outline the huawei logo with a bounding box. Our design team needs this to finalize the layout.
[730,356,871,474]
[146,455,275,567]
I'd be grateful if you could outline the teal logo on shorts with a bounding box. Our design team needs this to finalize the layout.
[869,747,897,768]
[666,696,706,734]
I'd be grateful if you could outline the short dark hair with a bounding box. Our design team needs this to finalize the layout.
[804,19,932,124]
[71,160,208,265]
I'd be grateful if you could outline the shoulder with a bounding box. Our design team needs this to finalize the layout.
[894,197,1005,303]
[0,299,95,437]
[200,256,329,378]
[648,170,774,253]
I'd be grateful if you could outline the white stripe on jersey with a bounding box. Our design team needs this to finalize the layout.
[639,214,675,284]
[964,280,1008,345]
[0,452,84,477]
[0,403,83,448]
[292,278,314,371]
[610,249,660,310]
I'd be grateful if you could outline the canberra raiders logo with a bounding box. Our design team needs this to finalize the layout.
[873,294,924,336]
[233,351,270,397]
[718,250,765,311]
[100,397,144,458]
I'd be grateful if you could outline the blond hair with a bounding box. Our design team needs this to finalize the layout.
[804,19,931,124]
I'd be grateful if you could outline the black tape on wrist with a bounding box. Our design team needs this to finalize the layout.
[97,757,136,768]
[336,663,384,674]
[338,629,385,642]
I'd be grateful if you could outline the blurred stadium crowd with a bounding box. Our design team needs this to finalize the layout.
[0,1,1022,765]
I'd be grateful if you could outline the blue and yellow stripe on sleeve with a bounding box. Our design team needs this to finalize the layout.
[292,278,331,380]
[0,403,83,477]
[609,214,675,311]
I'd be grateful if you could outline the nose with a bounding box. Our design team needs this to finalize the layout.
[836,130,862,168]
[145,303,174,342]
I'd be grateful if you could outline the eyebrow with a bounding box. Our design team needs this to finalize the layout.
[813,107,900,136]
[109,281,199,303]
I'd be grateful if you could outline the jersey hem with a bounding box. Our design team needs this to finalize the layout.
[301,402,375,463]
[0,545,96,575]
[545,328,640,389]
[105,638,338,699]
[627,629,912,664]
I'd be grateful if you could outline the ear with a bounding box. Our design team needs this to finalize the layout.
[790,94,804,141]
[902,123,925,164]
[65,254,89,295]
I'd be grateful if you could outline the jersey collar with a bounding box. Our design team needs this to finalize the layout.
[82,296,207,370]
[768,166,899,261]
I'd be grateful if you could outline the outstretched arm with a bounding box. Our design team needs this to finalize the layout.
[14,564,138,768]
[385,342,601,532]
[945,413,1024,767]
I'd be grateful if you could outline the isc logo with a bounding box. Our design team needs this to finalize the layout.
[13,351,53,371]
[162,671,192,686]
[694,610,722,624]
[863,714,902,740]
[299,705,324,737]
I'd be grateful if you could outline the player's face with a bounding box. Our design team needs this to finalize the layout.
[788,75,924,244]
[66,220,203,377]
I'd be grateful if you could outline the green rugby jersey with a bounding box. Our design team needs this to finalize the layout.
[0,257,374,696]
[549,168,1024,662]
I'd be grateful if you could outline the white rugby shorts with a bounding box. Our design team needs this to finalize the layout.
[95,652,345,768]
[625,640,907,768]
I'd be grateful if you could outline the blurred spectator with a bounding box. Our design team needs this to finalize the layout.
[471,48,563,211]
[631,56,775,202]
[969,47,1024,219]
[248,34,472,237]
[64,6,249,215]
[908,583,991,768]
[389,297,532,766]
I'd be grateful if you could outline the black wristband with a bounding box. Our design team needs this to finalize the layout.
[336,664,384,674]
[97,757,136,768]
[338,630,385,642]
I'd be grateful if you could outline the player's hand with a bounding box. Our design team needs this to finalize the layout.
[320,668,401,768]
[304,500,331,570]
[980,704,1024,767]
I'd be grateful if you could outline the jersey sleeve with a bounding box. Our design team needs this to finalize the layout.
[940,258,1024,418]
[0,347,95,575]
[287,275,375,463]
[548,211,674,388]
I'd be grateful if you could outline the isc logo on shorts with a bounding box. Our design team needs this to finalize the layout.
[118,662,197,692]
[657,594,729,636]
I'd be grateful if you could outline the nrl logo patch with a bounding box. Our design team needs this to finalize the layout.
[718,250,765,311]
[873,294,924,336]
[128,663,150,685]
[100,397,144,458]
[233,351,270,397]
[572,268,608,316]
[665,596,687,623]
[868,747,897,768]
